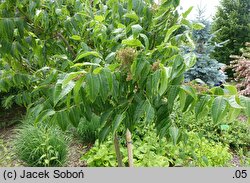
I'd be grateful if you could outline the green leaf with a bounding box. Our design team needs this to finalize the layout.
[169,126,179,145]
[139,34,149,50]
[192,23,205,30]
[195,96,210,119]
[56,111,69,131]
[74,51,102,62]
[151,70,161,95]
[157,117,171,139]
[34,109,55,124]
[202,156,209,166]
[112,112,126,134]
[54,81,75,106]
[167,85,180,113]
[128,0,133,11]
[2,95,14,109]
[122,38,143,47]
[211,96,228,124]
[159,67,169,96]
[180,85,197,100]
[93,67,103,74]
[124,11,139,22]
[100,109,113,128]
[172,0,180,7]
[228,108,241,122]
[220,124,229,131]
[98,71,110,102]
[143,100,155,124]
[182,95,194,113]
[73,76,85,105]
[210,87,224,95]
[164,25,181,42]
[71,62,100,68]
[94,15,105,22]
[62,71,85,88]
[101,68,113,92]
[181,18,192,28]
[184,52,196,69]
[99,126,111,143]
[68,107,81,128]
[185,32,195,49]
[227,96,244,109]
[133,100,146,122]
[132,60,146,81]
[15,18,24,37]
[86,73,100,102]
[105,52,116,63]
[131,24,143,37]
[71,35,81,41]
[224,85,238,95]
[179,89,187,110]
[1,19,14,40]
[182,6,193,18]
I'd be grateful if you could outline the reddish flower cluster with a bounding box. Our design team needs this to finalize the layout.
[230,43,250,96]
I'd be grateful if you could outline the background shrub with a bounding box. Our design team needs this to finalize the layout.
[211,0,250,77]
[230,42,250,96]
[14,123,68,167]
[168,132,232,167]
[173,108,250,152]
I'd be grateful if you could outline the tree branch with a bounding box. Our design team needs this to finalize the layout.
[56,33,76,59]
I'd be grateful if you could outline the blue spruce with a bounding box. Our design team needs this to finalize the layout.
[184,8,227,86]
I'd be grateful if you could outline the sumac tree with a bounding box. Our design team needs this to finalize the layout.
[0,0,249,166]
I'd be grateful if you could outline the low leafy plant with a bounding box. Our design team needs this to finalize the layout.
[81,137,119,167]
[81,125,232,167]
[14,124,68,167]
[167,132,232,167]
[173,108,250,152]
[81,132,170,167]
[76,114,101,145]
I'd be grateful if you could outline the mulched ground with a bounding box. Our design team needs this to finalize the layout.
[230,154,242,167]
[0,124,24,167]
[66,141,89,167]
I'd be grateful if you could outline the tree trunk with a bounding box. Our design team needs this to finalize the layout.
[126,128,133,167]
[114,133,123,167]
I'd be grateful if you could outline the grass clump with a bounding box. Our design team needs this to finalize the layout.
[14,123,68,167]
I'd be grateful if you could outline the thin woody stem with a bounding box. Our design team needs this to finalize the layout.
[114,133,124,167]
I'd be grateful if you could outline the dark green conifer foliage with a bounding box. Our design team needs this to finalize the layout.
[211,0,250,77]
